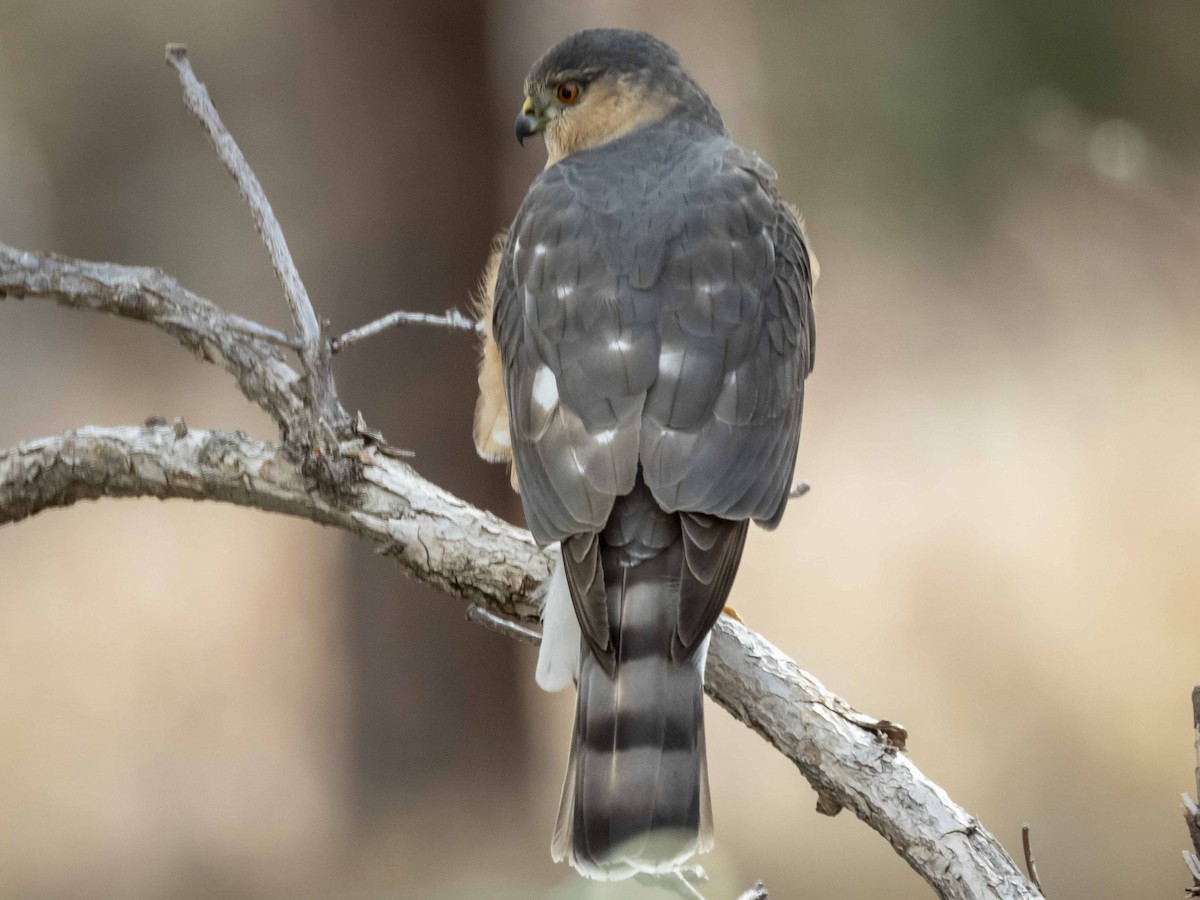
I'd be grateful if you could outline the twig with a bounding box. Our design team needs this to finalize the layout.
[222,315,305,350]
[1021,824,1043,892]
[466,604,541,645]
[164,44,318,344]
[164,44,344,433]
[634,866,709,899]
[331,307,481,353]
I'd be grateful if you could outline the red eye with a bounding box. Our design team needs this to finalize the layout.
[556,81,581,105]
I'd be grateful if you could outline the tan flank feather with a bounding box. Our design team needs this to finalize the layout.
[471,232,520,490]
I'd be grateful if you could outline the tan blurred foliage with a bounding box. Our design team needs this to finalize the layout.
[2,1,1199,897]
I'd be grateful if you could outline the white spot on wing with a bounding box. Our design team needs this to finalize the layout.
[555,284,573,300]
[532,366,558,410]
[492,424,510,448]
[595,428,617,445]
[658,349,683,375]
[534,243,548,257]
[608,338,630,352]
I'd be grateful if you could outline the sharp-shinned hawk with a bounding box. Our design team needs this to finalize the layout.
[473,28,816,881]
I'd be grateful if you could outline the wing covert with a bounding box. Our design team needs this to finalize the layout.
[492,125,814,671]
[640,143,815,527]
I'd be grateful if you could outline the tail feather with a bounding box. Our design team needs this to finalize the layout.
[555,532,713,880]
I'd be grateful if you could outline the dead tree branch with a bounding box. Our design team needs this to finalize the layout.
[0,43,1046,900]
[331,307,481,354]
[0,245,307,433]
[165,43,345,438]
[635,866,710,899]
[1021,824,1043,893]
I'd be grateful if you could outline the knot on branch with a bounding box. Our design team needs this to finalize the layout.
[298,442,363,504]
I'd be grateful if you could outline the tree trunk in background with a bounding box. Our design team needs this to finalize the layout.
[308,2,529,818]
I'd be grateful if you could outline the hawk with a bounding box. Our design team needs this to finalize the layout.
[473,28,816,880]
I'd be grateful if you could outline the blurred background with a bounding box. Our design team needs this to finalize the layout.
[1,1,1198,897]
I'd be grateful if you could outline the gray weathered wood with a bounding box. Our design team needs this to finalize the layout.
[0,244,306,434]
[165,44,345,436]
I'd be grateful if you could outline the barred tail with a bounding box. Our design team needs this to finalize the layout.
[551,538,713,880]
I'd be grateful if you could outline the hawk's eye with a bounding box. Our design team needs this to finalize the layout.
[556,81,582,105]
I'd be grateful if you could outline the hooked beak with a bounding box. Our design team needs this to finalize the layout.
[515,96,541,146]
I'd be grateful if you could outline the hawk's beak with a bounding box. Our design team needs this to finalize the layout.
[515,96,541,146]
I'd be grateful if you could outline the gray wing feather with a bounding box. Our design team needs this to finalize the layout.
[562,532,611,671]
[674,513,748,663]
[494,124,814,662]
[640,144,814,526]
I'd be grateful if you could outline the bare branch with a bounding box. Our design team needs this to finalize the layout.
[331,307,481,354]
[0,425,546,618]
[466,604,541,645]
[163,44,316,343]
[222,319,304,350]
[0,243,307,433]
[0,422,1042,900]
[634,868,708,899]
[164,44,344,431]
[627,864,768,900]
[1021,824,1043,892]
[705,623,1039,899]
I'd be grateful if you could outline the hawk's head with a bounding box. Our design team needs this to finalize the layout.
[516,29,725,166]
